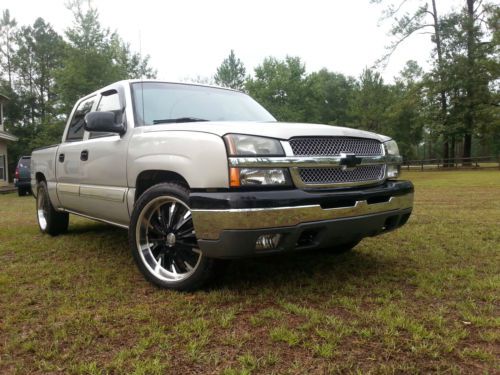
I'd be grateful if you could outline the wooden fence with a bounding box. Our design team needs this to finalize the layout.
[403,156,500,171]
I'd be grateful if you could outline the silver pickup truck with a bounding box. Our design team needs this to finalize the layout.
[31,80,414,290]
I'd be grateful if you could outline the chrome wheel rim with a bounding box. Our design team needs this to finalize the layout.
[136,196,201,282]
[37,190,48,231]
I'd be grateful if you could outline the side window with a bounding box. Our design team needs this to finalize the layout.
[66,97,95,142]
[89,92,122,139]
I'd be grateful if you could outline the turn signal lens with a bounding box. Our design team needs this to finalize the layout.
[229,168,241,187]
[387,165,400,179]
[229,168,292,187]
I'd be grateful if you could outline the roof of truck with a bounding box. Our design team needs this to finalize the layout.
[83,79,240,99]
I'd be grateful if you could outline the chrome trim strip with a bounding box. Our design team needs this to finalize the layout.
[62,208,129,229]
[57,182,80,195]
[228,155,402,168]
[192,192,413,240]
[79,185,126,202]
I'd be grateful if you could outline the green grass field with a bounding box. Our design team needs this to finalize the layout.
[0,171,499,374]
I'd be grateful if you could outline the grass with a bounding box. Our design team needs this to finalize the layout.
[0,171,499,374]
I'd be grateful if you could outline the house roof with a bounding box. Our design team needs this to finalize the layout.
[0,130,18,142]
[0,93,10,102]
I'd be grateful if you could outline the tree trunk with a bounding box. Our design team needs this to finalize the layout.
[463,133,472,165]
[431,0,450,167]
[462,0,475,165]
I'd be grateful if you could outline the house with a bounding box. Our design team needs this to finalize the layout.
[0,94,18,186]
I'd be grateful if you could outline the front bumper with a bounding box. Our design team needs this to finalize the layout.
[190,180,414,258]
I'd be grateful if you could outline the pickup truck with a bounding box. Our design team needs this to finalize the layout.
[31,80,414,291]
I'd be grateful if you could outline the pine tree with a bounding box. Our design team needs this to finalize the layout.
[214,50,246,90]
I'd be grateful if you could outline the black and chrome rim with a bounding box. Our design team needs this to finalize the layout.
[37,190,48,231]
[136,196,201,282]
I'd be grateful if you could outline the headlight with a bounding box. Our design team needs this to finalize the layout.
[239,168,290,186]
[384,140,400,178]
[224,134,284,156]
[384,140,399,156]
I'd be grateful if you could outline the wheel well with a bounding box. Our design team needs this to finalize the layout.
[35,172,46,183]
[135,170,189,201]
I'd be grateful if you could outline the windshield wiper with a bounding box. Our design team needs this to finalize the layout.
[153,117,209,124]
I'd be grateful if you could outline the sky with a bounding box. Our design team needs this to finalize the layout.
[2,0,462,83]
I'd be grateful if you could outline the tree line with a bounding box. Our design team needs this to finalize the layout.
[214,0,499,163]
[0,0,498,173]
[0,0,156,169]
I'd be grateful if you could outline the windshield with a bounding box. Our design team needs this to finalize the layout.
[131,82,276,126]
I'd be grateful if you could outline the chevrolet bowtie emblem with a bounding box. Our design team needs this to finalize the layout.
[339,153,362,170]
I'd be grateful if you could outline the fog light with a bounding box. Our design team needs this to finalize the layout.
[387,165,400,178]
[255,234,282,250]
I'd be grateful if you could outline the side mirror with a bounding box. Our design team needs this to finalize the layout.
[84,111,126,135]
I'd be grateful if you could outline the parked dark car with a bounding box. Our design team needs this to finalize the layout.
[14,156,31,196]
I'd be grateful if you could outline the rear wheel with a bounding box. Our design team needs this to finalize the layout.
[18,187,25,196]
[36,181,69,236]
[129,182,219,291]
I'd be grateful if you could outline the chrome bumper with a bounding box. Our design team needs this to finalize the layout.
[192,192,413,240]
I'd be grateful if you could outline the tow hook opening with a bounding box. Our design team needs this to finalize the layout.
[383,215,399,231]
[296,229,319,248]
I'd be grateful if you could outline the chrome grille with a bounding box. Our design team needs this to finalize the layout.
[289,137,383,156]
[299,165,385,185]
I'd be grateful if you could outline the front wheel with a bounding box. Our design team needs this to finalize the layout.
[129,183,219,291]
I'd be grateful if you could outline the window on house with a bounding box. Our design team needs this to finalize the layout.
[0,154,5,181]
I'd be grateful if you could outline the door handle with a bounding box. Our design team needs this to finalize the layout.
[80,150,89,161]
[58,153,65,162]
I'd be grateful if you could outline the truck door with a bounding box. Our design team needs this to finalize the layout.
[55,96,96,212]
[78,88,131,226]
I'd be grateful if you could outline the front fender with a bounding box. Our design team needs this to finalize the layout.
[127,130,229,188]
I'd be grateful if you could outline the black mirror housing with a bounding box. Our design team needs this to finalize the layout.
[84,111,126,135]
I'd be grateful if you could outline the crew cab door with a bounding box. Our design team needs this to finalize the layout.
[56,96,96,212]
[78,88,130,226]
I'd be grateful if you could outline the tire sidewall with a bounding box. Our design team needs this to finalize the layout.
[129,183,214,291]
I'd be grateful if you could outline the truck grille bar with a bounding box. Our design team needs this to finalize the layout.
[289,137,383,157]
[299,165,385,185]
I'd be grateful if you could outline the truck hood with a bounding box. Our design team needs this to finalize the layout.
[142,121,392,142]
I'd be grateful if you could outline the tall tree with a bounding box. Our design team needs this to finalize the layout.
[372,0,451,163]
[0,9,17,88]
[304,69,356,125]
[214,50,246,90]
[350,68,390,134]
[56,0,155,113]
[386,61,426,159]
[439,1,499,161]
[246,56,309,122]
[13,18,65,125]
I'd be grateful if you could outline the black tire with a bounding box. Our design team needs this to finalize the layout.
[36,181,69,236]
[129,182,220,291]
[18,187,25,196]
